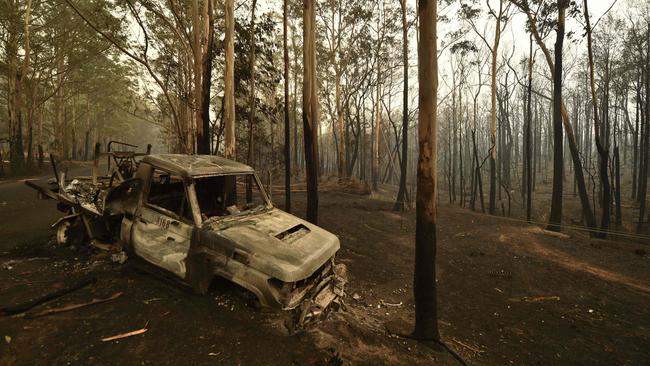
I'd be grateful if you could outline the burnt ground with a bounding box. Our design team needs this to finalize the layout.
[1,168,650,365]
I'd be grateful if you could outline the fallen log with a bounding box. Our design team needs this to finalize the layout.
[24,292,122,319]
[0,277,97,316]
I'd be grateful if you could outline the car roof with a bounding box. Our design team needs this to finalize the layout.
[142,154,254,178]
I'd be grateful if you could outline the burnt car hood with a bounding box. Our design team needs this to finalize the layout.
[199,208,340,282]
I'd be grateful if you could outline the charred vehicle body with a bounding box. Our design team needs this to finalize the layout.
[27,151,346,321]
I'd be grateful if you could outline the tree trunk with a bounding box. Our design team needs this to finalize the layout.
[413,0,440,341]
[638,30,650,231]
[372,26,382,192]
[547,0,568,232]
[283,0,291,213]
[223,0,236,160]
[488,0,503,215]
[584,0,611,237]
[614,143,622,225]
[526,36,534,222]
[516,0,598,233]
[198,0,215,154]
[394,0,409,212]
[303,0,319,224]
[246,0,258,203]
[191,0,204,154]
[247,0,258,166]
[335,65,346,179]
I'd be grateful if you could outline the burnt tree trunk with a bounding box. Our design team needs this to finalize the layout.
[413,0,440,341]
[198,0,215,155]
[223,0,236,159]
[547,0,567,232]
[526,36,534,222]
[584,0,611,237]
[283,0,291,213]
[303,0,319,224]
[394,0,409,212]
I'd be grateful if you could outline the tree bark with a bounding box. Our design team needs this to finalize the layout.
[394,0,409,212]
[583,0,611,237]
[223,0,236,160]
[413,0,440,341]
[514,1,598,233]
[488,0,504,215]
[303,0,319,224]
[638,28,650,231]
[198,0,215,154]
[247,0,258,165]
[283,0,291,213]
[547,0,567,232]
[526,36,534,222]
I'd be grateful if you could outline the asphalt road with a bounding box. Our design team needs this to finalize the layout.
[0,163,94,253]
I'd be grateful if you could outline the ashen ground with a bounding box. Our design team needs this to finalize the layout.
[1,170,649,365]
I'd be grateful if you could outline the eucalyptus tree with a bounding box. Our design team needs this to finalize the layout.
[545,0,569,232]
[224,0,236,159]
[460,0,512,215]
[316,0,373,179]
[65,0,215,154]
[303,0,319,224]
[511,0,598,233]
[393,0,410,211]
[413,0,440,342]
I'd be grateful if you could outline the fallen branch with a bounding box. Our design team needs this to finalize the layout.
[101,322,149,342]
[379,300,403,307]
[530,226,571,239]
[508,295,561,303]
[0,277,97,316]
[25,292,122,319]
[452,338,483,354]
[523,295,560,303]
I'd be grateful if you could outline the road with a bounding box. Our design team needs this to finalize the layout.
[0,162,99,254]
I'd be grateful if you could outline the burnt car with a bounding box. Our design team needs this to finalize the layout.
[27,154,346,321]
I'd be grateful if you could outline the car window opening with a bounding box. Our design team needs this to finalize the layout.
[147,170,193,223]
[195,174,266,221]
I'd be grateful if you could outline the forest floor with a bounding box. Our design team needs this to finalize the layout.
[1,168,649,365]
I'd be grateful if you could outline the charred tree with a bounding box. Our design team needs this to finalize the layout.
[283,0,291,213]
[526,36,534,222]
[514,0,598,234]
[394,0,409,212]
[547,0,568,232]
[303,0,319,224]
[223,0,236,160]
[413,0,440,341]
[584,0,611,237]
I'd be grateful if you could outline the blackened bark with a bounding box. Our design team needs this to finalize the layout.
[472,131,485,213]
[303,0,319,224]
[632,90,639,199]
[37,144,43,169]
[614,144,622,225]
[283,0,291,213]
[584,0,611,237]
[394,0,409,212]
[638,42,650,231]
[526,37,533,222]
[413,0,440,341]
[547,0,566,232]
[197,0,215,155]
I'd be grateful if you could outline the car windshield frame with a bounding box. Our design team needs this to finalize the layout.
[188,172,273,224]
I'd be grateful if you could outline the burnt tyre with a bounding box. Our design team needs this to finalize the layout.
[55,217,87,246]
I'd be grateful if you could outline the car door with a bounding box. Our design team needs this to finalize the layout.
[131,169,194,279]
